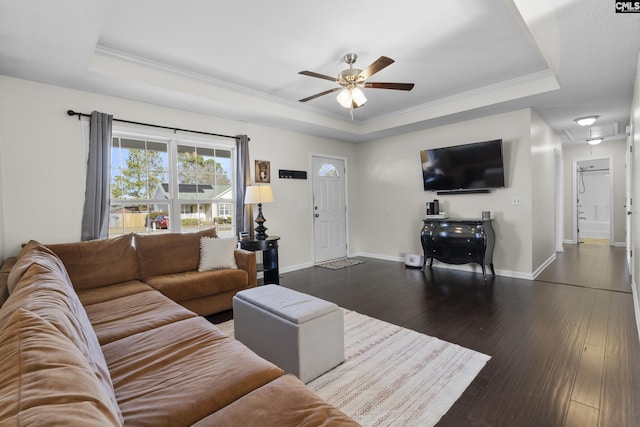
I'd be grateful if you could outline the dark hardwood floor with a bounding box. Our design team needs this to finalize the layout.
[269,244,639,426]
[536,243,631,293]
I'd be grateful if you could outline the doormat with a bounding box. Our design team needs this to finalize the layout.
[316,258,365,270]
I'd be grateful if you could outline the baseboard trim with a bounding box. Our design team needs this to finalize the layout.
[351,252,534,280]
[353,252,403,263]
[279,261,314,275]
[533,253,557,279]
[283,251,554,282]
[632,278,640,342]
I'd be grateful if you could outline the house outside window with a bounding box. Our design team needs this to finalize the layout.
[218,203,230,217]
[108,128,235,237]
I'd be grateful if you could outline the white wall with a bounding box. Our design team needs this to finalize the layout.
[0,76,560,278]
[351,109,537,276]
[245,124,357,271]
[631,51,640,311]
[530,110,562,271]
[0,76,356,271]
[562,139,627,245]
[0,123,5,265]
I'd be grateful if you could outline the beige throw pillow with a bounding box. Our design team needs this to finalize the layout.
[198,237,238,272]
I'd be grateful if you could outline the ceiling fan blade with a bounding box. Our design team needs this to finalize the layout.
[364,82,415,91]
[359,56,395,80]
[298,71,337,82]
[299,87,342,102]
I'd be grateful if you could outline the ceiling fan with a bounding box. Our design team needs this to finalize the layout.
[298,53,415,114]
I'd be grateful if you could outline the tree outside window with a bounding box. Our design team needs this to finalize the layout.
[109,135,234,237]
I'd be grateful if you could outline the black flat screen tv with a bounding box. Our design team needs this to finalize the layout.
[420,139,505,192]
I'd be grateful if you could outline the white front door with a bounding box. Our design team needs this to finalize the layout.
[312,156,347,263]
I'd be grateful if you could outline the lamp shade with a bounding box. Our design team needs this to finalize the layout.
[244,185,274,204]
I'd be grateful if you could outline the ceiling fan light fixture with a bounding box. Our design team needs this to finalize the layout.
[351,87,367,107]
[337,89,352,108]
[300,53,413,116]
[575,116,599,126]
[337,87,367,108]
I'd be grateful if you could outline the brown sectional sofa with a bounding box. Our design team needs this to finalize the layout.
[45,228,257,316]
[0,234,358,426]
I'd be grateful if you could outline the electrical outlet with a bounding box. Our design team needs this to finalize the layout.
[512,196,522,206]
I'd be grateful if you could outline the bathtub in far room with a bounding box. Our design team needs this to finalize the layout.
[579,220,610,239]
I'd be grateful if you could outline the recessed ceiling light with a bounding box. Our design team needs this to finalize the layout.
[575,116,599,126]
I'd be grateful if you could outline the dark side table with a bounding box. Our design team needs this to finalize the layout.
[239,236,280,285]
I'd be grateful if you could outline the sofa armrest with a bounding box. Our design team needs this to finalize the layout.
[234,249,257,288]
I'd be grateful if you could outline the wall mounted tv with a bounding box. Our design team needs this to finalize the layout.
[420,139,505,194]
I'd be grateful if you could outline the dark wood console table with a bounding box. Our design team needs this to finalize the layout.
[420,218,495,280]
[239,236,280,285]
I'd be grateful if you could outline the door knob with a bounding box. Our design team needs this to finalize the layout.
[315,213,320,218]
[628,211,633,215]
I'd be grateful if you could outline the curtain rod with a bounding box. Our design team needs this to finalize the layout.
[67,110,245,141]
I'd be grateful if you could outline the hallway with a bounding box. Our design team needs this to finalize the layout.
[536,243,632,293]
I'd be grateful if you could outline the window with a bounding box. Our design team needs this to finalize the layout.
[318,163,340,177]
[108,129,235,237]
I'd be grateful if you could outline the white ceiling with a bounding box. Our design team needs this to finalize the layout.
[1,0,638,144]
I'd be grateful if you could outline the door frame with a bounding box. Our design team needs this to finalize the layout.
[555,149,564,252]
[572,156,614,245]
[310,153,349,263]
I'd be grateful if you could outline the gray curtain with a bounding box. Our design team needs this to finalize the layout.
[234,134,253,238]
[81,111,113,241]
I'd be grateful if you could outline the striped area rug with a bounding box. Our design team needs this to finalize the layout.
[216,309,490,426]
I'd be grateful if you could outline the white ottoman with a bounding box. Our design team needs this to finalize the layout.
[233,285,344,383]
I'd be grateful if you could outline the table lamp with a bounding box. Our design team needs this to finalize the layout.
[244,185,274,239]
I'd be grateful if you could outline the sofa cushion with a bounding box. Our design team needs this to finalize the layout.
[46,233,140,291]
[144,269,249,302]
[84,290,197,345]
[0,255,122,423]
[102,316,283,426]
[198,237,238,271]
[135,228,217,278]
[77,280,154,306]
[178,289,240,317]
[192,374,359,427]
[7,240,68,294]
[0,309,121,426]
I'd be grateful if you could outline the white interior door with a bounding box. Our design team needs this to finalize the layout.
[312,156,347,263]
